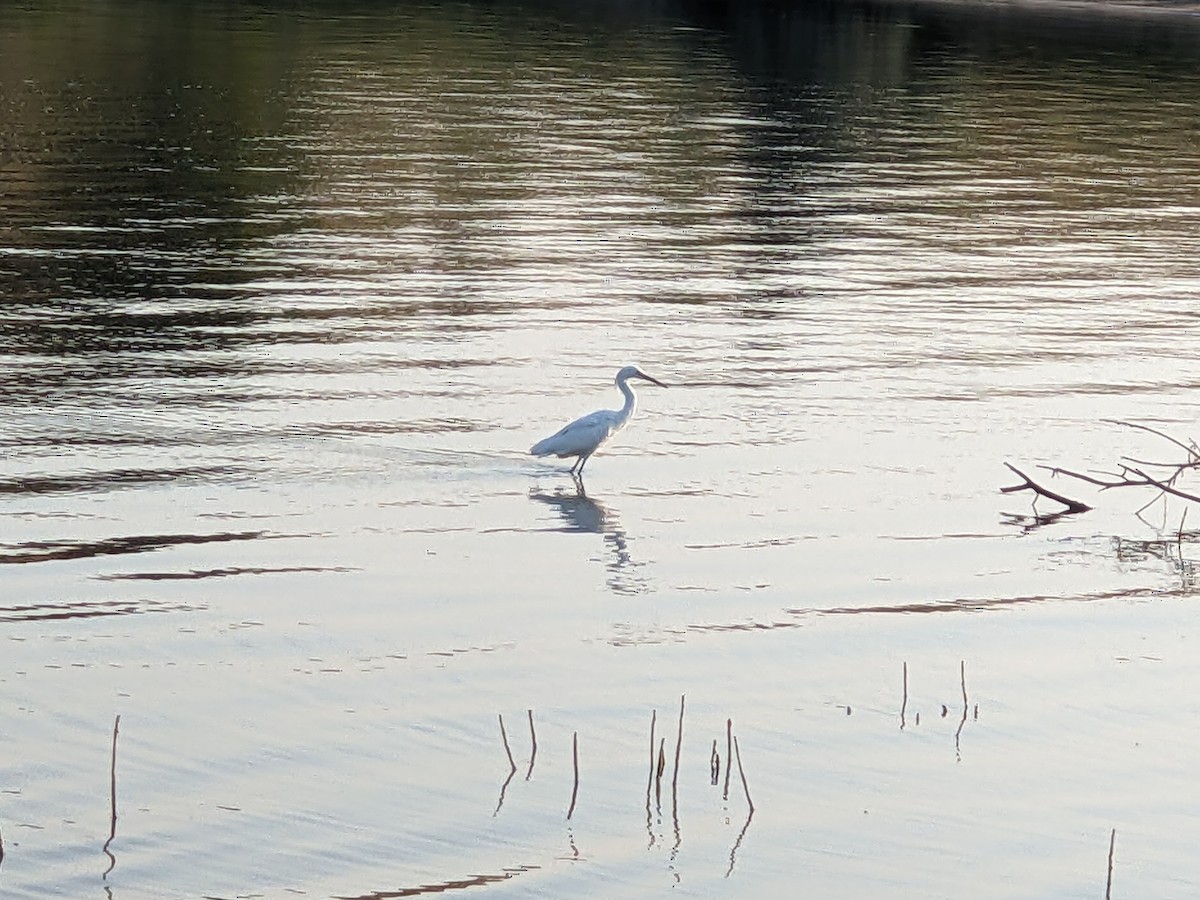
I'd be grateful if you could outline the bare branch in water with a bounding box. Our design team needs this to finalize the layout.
[1001,463,1091,513]
[1037,465,1128,489]
[1044,464,1200,504]
[1007,422,1200,528]
[1124,466,1200,504]
[1103,419,1200,462]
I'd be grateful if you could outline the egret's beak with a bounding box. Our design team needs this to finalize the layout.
[638,373,667,388]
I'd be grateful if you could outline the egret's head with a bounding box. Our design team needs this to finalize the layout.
[617,365,667,388]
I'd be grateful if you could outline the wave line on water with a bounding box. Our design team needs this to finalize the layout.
[332,863,542,899]
[0,465,252,496]
[803,585,1188,616]
[0,530,275,564]
[610,583,1189,646]
[0,598,203,622]
[93,564,358,581]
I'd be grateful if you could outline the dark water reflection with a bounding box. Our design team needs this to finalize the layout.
[530,482,647,594]
[4,1,1200,897]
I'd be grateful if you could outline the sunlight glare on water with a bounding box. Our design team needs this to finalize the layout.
[3,0,1200,896]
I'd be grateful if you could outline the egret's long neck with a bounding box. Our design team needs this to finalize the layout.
[616,375,637,425]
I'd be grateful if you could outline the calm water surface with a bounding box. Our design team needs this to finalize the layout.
[4,1,1200,896]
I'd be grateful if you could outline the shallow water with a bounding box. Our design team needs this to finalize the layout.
[3,0,1200,896]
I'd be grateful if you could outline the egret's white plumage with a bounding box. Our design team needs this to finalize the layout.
[530,365,666,476]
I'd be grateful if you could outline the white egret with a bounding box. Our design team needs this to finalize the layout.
[530,365,667,476]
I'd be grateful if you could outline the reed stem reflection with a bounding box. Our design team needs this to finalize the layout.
[645,709,657,849]
[525,710,537,782]
[955,661,968,762]
[102,714,120,879]
[1106,828,1117,900]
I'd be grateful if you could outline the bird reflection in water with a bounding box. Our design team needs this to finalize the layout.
[529,478,647,595]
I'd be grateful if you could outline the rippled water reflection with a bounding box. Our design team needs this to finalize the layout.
[4,0,1200,896]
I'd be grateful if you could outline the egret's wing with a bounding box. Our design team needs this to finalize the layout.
[531,409,619,457]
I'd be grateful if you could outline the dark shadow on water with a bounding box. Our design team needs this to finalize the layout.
[611,577,1192,646]
[529,479,649,595]
[333,865,541,899]
[0,466,251,497]
[1113,530,1198,592]
[999,509,1081,533]
[803,584,1190,617]
[94,564,356,581]
[1003,505,1199,589]
[3,0,1198,393]
[0,598,202,623]
[0,530,272,564]
[686,0,1200,81]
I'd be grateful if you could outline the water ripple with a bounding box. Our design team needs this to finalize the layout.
[0,598,203,622]
[0,531,272,564]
